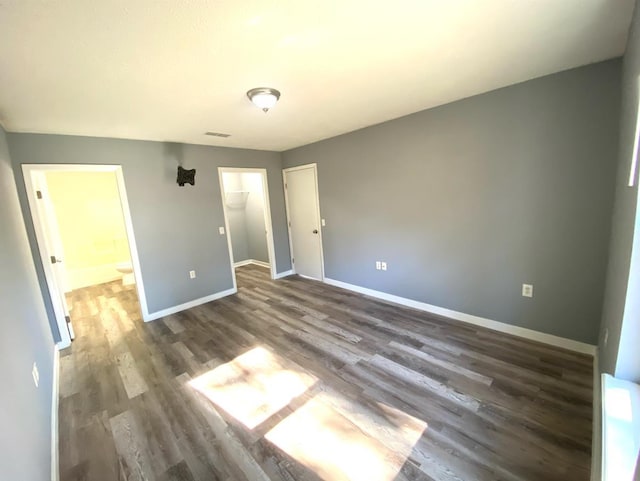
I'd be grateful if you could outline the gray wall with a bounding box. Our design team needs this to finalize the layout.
[599,0,640,380]
[0,125,55,481]
[222,172,270,264]
[223,173,250,263]
[8,134,291,319]
[228,208,250,262]
[244,173,270,263]
[283,60,621,345]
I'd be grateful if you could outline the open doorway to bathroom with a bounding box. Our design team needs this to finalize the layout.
[218,167,277,285]
[23,164,146,348]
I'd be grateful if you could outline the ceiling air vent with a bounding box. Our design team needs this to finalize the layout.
[205,131,231,138]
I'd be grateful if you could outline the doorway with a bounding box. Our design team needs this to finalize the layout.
[218,167,277,285]
[22,164,147,348]
[283,163,324,280]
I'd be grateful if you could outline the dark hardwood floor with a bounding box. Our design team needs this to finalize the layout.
[59,265,593,481]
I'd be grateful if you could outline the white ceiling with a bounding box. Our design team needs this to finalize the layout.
[0,1,634,152]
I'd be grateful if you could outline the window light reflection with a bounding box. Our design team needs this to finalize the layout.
[188,346,317,429]
[265,393,427,481]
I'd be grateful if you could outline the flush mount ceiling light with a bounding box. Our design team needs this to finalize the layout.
[246,87,281,112]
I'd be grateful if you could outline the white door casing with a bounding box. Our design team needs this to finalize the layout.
[22,164,149,348]
[283,164,324,280]
[217,167,279,285]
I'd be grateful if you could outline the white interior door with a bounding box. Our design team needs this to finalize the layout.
[31,172,74,339]
[284,165,324,280]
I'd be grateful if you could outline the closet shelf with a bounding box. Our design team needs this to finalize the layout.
[225,190,249,208]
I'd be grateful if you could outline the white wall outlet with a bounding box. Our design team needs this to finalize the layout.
[375,261,381,270]
[218,226,225,235]
[381,262,387,271]
[603,328,609,346]
[321,219,326,226]
[522,284,533,298]
[32,362,39,387]
[189,270,196,279]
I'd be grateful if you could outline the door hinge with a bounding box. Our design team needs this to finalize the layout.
[292,258,295,264]
[36,190,43,199]
[288,221,291,227]
[50,255,57,264]
[285,183,288,189]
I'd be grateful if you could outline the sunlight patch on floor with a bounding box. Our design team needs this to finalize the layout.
[265,394,427,481]
[188,346,317,429]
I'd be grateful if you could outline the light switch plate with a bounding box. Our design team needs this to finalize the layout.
[522,284,533,298]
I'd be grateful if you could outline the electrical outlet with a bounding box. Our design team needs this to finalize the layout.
[219,226,225,235]
[32,362,39,387]
[189,270,196,279]
[522,284,533,298]
[375,261,381,270]
[321,219,326,226]
[381,262,387,271]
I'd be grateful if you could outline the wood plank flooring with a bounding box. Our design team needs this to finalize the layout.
[59,265,593,481]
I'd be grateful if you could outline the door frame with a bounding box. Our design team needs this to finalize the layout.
[282,163,325,280]
[217,167,278,285]
[22,164,148,348]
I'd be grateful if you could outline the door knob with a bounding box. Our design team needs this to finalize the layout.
[312,229,318,234]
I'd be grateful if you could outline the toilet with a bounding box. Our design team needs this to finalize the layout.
[115,261,135,286]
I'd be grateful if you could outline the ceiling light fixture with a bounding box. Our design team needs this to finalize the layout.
[246,87,281,112]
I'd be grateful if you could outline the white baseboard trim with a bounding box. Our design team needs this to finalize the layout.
[233,259,253,268]
[250,260,271,268]
[234,259,271,269]
[51,343,60,481]
[145,288,237,322]
[274,269,294,279]
[324,277,597,355]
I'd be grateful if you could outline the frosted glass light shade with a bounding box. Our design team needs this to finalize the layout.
[247,88,281,112]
